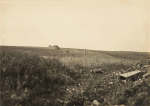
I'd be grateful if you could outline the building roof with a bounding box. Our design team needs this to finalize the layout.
[120,70,141,78]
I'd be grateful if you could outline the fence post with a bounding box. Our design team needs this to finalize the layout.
[63,52,64,64]
[70,52,72,61]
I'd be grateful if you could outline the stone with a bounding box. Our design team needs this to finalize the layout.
[109,82,113,84]
[91,100,101,106]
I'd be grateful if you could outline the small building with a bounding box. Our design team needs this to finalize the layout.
[119,70,143,83]
[49,45,59,49]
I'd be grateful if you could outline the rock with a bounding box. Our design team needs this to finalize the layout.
[83,101,92,106]
[90,70,93,73]
[109,82,113,85]
[24,87,28,93]
[91,100,101,106]
[137,92,148,97]
[10,94,17,99]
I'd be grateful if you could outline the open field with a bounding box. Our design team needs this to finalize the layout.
[1,46,150,68]
[0,46,150,106]
[1,46,150,60]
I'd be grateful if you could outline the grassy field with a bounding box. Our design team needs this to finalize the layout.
[0,45,150,106]
[1,45,150,68]
[1,46,150,60]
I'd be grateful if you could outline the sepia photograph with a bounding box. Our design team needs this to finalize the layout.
[0,0,150,106]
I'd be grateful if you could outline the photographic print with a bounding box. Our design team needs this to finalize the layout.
[0,0,150,106]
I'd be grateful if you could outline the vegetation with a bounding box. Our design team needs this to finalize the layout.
[0,46,150,106]
[0,51,79,106]
[102,80,150,106]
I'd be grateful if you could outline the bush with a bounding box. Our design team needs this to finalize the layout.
[107,79,150,106]
[111,96,127,105]
[0,51,77,106]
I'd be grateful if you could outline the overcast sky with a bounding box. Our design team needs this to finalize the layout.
[0,0,150,52]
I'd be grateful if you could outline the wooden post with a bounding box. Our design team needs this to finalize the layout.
[63,52,64,64]
[83,57,84,65]
[70,52,72,61]
[83,48,86,65]
[84,48,86,55]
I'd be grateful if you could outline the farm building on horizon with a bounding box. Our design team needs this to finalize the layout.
[49,45,59,49]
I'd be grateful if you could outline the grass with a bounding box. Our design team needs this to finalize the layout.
[60,55,138,69]
[1,45,150,60]
[1,45,147,69]
[0,45,150,106]
[0,51,79,106]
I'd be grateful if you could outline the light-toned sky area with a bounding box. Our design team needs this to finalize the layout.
[0,0,150,52]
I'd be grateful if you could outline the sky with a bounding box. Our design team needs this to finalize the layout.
[0,0,150,52]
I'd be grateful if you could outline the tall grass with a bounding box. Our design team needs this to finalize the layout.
[1,48,149,106]
[0,51,80,106]
[0,51,130,106]
[59,55,139,70]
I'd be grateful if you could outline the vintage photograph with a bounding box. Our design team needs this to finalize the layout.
[0,0,150,106]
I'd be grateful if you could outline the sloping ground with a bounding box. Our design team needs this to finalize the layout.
[99,51,150,60]
[106,60,150,106]
[1,46,150,106]
[0,52,79,106]
[0,46,113,58]
[1,46,150,58]
[56,59,150,106]
[107,80,150,106]
[1,46,149,61]
[0,46,143,69]
[83,59,150,106]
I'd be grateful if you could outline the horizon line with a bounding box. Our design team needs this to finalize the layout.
[0,45,150,53]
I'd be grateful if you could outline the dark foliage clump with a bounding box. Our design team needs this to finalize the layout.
[0,51,76,106]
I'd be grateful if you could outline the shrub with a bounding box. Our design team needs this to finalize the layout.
[111,96,127,105]
[0,51,77,106]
